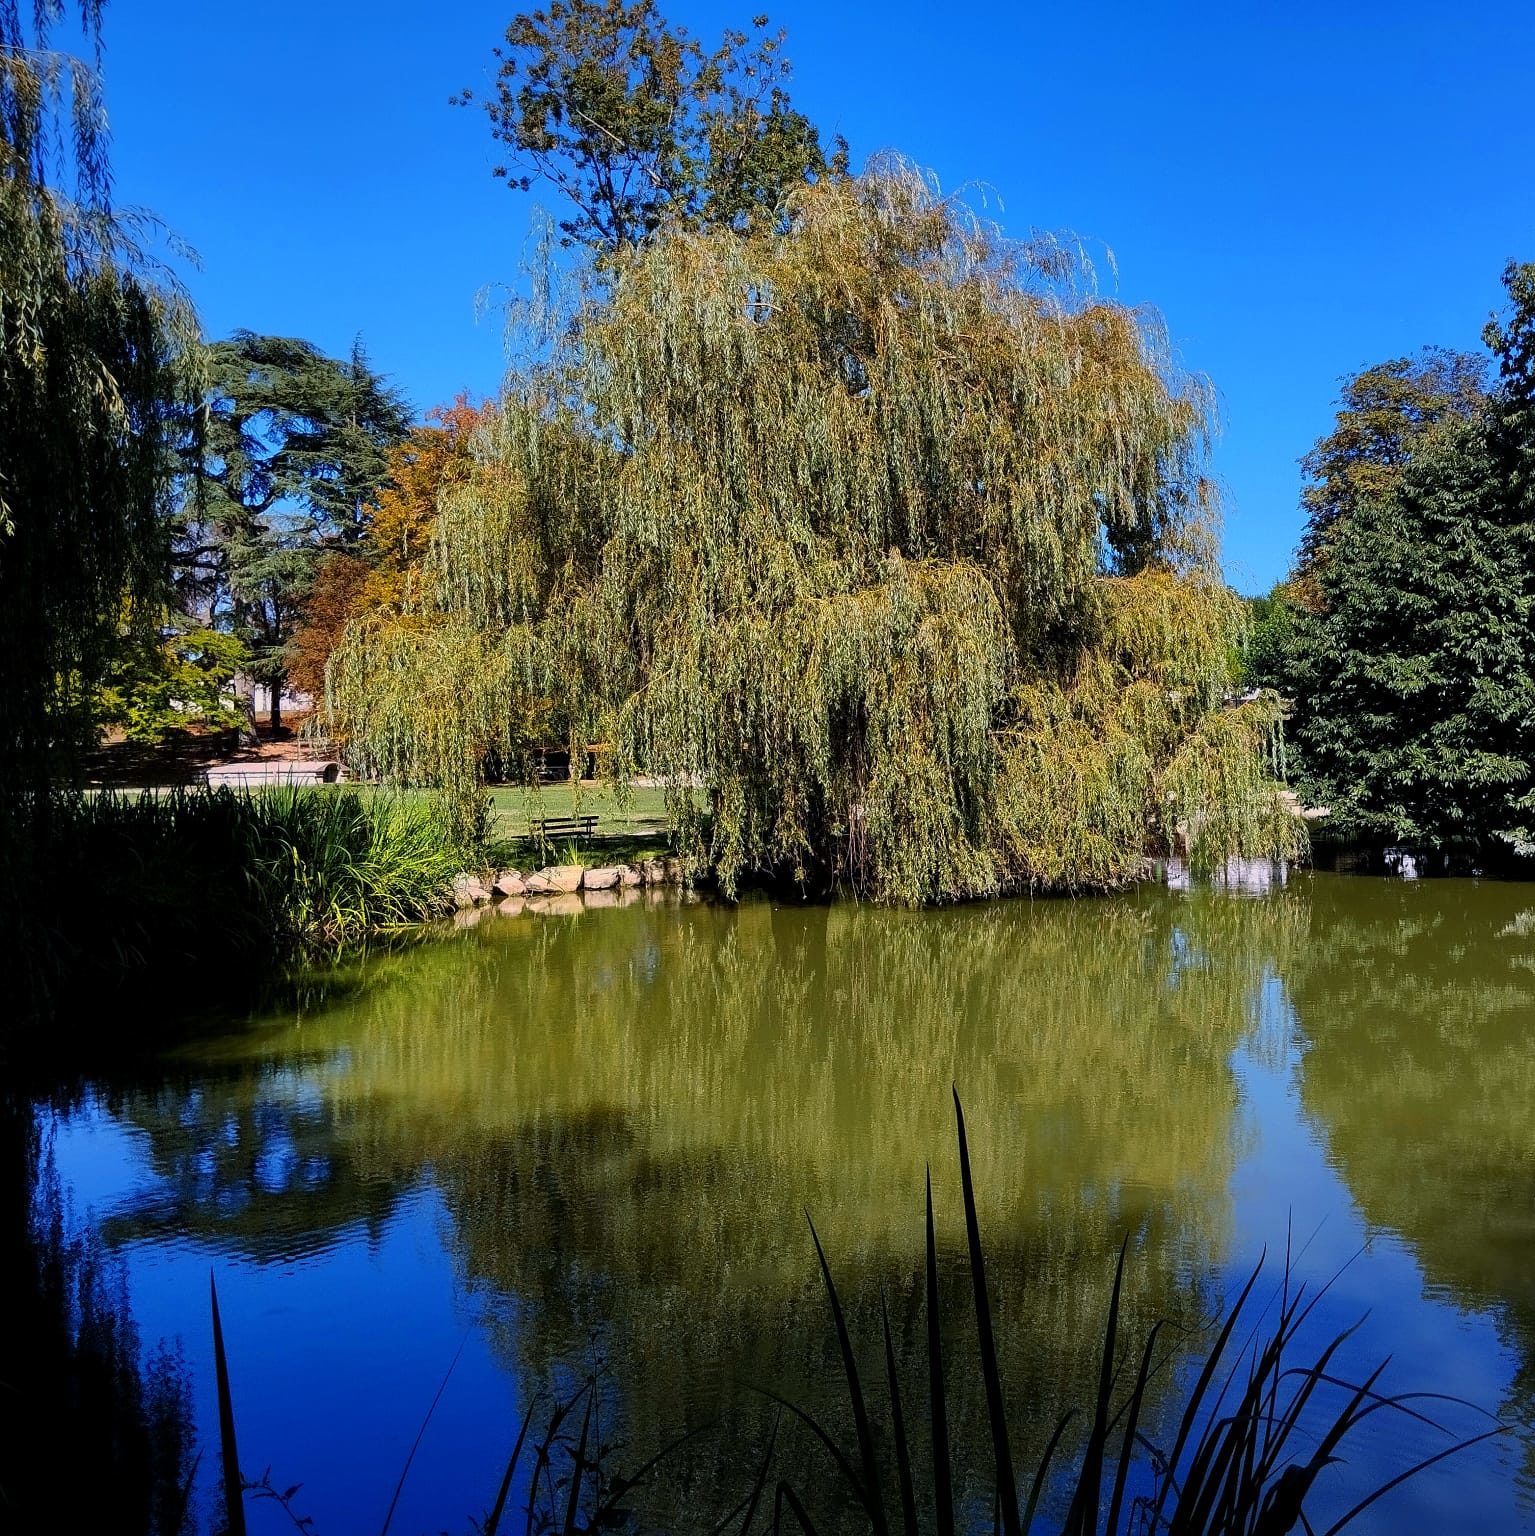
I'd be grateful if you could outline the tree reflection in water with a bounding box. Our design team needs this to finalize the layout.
[1287,875,1535,1478]
[105,888,1316,1527]
[97,1060,407,1263]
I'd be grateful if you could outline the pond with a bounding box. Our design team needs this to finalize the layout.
[44,872,1535,1534]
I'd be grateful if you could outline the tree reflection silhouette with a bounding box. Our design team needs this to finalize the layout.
[1288,875,1535,1469]
[111,889,1313,1527]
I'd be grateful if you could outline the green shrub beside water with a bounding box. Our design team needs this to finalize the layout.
[83,784,476,950]
[8,787,479,1038]
[238,786,479,948]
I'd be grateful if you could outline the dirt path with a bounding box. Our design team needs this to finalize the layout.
[86,715,335,786]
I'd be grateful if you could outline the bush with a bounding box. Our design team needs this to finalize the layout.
[4,786,481,1042]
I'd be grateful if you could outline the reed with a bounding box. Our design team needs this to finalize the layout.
[8,786,479,1038]
[239,785,478,948]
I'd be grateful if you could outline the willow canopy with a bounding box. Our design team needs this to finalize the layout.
[1,2,198,802]
[330,163,1299,900]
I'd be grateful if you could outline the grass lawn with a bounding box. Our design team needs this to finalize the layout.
[88,778,695,865]
[485,781,703,865]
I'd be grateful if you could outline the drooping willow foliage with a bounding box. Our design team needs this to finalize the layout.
[1,3,199,806]
[330,162,1300,900]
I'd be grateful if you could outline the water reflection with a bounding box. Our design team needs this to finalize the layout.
[91,1061,408,1263]
[71,877,1535,1529]
[91,890,1312,1523]
[1286,877,1535,1475]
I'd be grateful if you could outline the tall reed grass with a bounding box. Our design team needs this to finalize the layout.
[6,786,479,1041]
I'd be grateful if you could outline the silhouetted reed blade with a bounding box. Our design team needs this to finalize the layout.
[209,1271,246,1536]
[205,1094,1498,1535]
[779,1089,1500,1536]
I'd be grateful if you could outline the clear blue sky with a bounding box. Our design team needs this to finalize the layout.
[100,0,1534,592]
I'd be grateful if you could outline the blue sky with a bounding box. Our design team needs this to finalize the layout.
[100,0,1534,592]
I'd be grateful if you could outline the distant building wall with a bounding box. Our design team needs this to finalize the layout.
[247,681,314,718]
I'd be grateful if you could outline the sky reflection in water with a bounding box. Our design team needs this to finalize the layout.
[47,872,1535,1534]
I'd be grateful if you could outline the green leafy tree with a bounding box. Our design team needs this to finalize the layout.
[1278,423,1535,843]
[1,2,198,803]
[1240,586,1303,690]
[181,332,411,729]
[1262,262,1535,849]
[1293,348,1486,606]
[1486,260,1535,519]
[460,0,844,253]
[95,608,248,743]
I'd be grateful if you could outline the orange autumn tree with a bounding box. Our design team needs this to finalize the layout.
[289,398,492,700]
[362,397,494,611]
[288,554,371,701]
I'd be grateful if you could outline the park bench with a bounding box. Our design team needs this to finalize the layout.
[525,814,599,850]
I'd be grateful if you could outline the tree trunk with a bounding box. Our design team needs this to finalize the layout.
[233,672,259,748]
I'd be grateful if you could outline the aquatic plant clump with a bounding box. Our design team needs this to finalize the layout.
[22,786,480,1020]
[329,162,1301,899]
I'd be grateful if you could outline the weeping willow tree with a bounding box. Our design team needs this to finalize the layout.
[331,161,1300,900]
[2,6,198,804]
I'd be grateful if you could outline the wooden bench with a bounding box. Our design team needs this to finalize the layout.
[525,814,599,850]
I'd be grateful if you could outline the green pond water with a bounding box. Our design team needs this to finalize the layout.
[48,871,1535,1533]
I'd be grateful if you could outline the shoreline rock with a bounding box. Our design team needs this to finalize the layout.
[451,873,493,909]
[524,863,584,895]
[450,855,690,925]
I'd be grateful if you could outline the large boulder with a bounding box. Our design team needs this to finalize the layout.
[524,865,582,895]
[583,866,622,890]
[638,858,667,885]
[452,873,493,909]
[540,864,585,894]
[492,870,525,898]
[618,865,641,887]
